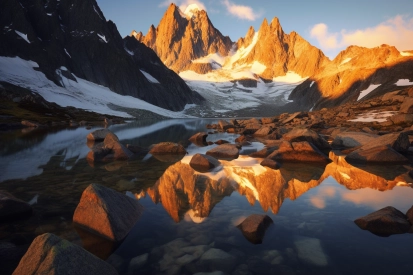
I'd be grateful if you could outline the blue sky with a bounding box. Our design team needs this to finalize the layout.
[96,0,413,59]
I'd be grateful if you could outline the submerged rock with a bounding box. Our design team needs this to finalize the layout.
[237,214,273,244]
[354,206,411,236]
[73,184,143,242]
[0,191,32,221]
[12,233,118,275]
[200,248,237,273]
[190,154,221,172]
[294,236,328,266]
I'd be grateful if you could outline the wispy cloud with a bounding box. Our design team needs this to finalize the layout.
[310,15,413,52]
[158,0,207,13]
[221,0,261,21]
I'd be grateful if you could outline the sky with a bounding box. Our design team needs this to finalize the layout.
[96,0,413,59]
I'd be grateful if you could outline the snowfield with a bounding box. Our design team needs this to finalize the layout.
[0,56,194,118]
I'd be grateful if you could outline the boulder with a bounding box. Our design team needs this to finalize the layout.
[261,117,276,124]
[0,191,32,221]
[260,159,280,170]
[206,144,239,160]
[86,145,111,162]
[268,141,330,163]
[235,135,247,143]
[126,144,149,155]
[331,132,378,149]
[214,139,230,145]
[280,112,304,124]
[250,147,277,158]
[12,233,118,275]
[189,132,208,146]
[87,129,112,141]
[237,214,273,244]
[73,184,143,242]
[294,236,328,266]
[354,206,411,236]
[104,133,134,160]
[361,132,410,152]
[189,154,221,172]
[390,114,413,125]
[282,128,331,151]
[218,120,232,130]
[253,126,273,137]
[149,142,186,155]
[345,145,408,164]
[399,97,413,113]
[242,123,261,135]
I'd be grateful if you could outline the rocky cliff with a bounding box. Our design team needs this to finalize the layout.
[0,0,203,112]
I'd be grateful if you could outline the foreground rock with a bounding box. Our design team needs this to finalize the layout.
[0,191,32,222]
[103,133,134,160]
[260,159,280,169]
[189,132,208,146]
[237,214,273,244]
[354,206,411,236]
[73,184,143,242]
[267,141,330,163]
[189,154,221,172]
[331,132,378,149]
[12,233,118,275]
[282,127,331,151]
[361,132,410,152]
[345,145,408,164]
[149,142,186,155]
[206,144,239,160]
[87,129,112,141]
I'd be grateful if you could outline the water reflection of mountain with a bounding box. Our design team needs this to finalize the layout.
[143,154,413,222]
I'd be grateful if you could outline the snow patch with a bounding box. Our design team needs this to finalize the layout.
[64,48,71,58]
[310,81,315,87]
[395,79,413,86]
[140,70,160,84]
[340,57,352,65]
[93,5,103,20]
[400,51,413,57]
[0,56,193,118]
[225,32,259,68]
[15,30,30,43]
[97,33,108,43]
[192,53,225,66]
[250,61,266,74]
[124,47,134,56]
[348,111,397,122]
[46,13,52,16]
[357,84,381,101]
[273,71,307,83]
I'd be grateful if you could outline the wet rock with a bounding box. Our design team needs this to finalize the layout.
[237,214,273,244]
[149,142,186,155]
[73,184,143,242]
[0,191,32,221]
[206,144,239,160]
[86,145,111,163]
[268,141,330,163]
[104,133,134,160]
[12,233,118,275]
[190,154,221,172]
[214,139,230,145]
[200,248,237,273]
[235,135,247,143]
[399,97,413,113]
[189,132,209,146]
[354,206,411,236]
[260,159,280,169]
[294,236,328,266]
[282,127,331,151]
[331,132,378,149]
[254,126,273,137]
[345,145,408,164]
[250,147,277,158]
[87,129,112,141]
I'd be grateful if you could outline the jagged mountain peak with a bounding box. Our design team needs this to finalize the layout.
[184,3,203,18]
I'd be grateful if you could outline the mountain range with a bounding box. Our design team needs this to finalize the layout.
[133,3,413,116]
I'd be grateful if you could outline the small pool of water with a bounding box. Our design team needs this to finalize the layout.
[1,118,413,275]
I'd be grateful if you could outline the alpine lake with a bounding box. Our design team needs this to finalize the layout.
[1,118,413,275]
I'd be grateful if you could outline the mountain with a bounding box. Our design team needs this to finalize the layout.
[133,5,413,116]
[0,0,203,114]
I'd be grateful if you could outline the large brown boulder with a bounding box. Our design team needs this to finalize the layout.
[354,206,411,236]
[390,114,413,125]
[345,145,408,164]
[189,154,221,172]
[360,132,410,152]
[149,142,186,155]
[87,129,112,141]
[268,141,330,163]
[237,214,273,244]
[73,184,143,242]
[104,133,134,160]
[254,126,273,137]
[260,159,280,169]
[189,132,208,146]
[399,97,413,113]
[12,233,118,275]
[283,127,331,151]
[331,132,378,149]
[0,191,32,222]
[206,144,239,160]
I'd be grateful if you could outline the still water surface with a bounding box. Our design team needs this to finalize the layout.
[1,119,413,275]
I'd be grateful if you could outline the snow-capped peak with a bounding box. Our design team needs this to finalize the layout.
[184,4,201,18]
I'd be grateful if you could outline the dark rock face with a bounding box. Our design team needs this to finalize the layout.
[0,191,32,221]
[206,144,240,160]
[149,142,186,155]
[237,214,273,244]
[406,205,413,224]
[354,206,411,237]
[0,0,203,111]
[12,233,118,275]
[189,153,221,172]
[73,184,143,242]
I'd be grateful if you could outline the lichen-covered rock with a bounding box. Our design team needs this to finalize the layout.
[73,184,143,242]
[12,233,118,275]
